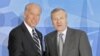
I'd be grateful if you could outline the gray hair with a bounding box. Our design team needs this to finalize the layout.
[51,8,67,16]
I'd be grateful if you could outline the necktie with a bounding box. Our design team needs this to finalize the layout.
[58,33,63,56]
[32,30,42,55]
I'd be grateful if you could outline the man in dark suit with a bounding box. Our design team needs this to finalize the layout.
[8,3,43,56]
[44,8,92,56]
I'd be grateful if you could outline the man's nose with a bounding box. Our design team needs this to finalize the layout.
[57,19,61,23]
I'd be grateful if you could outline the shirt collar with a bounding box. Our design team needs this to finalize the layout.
[24,21,35,36]
[58,27,67,35]
[57,27,67,43]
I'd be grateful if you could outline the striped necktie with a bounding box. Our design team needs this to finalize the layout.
[32,30,42,56]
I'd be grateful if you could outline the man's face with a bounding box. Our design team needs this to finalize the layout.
[24,5,41,28]
[52,11,67,32]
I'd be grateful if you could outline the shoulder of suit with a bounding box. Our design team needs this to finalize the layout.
[44,31,56,41]
[9,23,23,35]
[69,27,86,34]
[44,30,56,38]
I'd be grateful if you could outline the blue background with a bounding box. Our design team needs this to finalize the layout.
[0,0,100,56]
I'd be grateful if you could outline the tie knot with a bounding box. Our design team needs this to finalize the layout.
[32,29,38,37]
[59,33,63,38]
[32,29,35,34]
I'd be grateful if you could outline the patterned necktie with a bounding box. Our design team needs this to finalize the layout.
[58,33,63,56]
[32,30,42,55]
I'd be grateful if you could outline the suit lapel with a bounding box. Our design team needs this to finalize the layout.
[51,31,58,56]
[21,23,43,53]
[51,28,72,56]
[63,27,72,56]
[21,23,35,45]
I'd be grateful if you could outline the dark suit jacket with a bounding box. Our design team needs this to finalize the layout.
[8,23,43,56]
[44,27,92,56]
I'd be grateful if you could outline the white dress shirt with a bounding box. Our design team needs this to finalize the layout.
[57,27,67,44]
[24,21,35,37]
